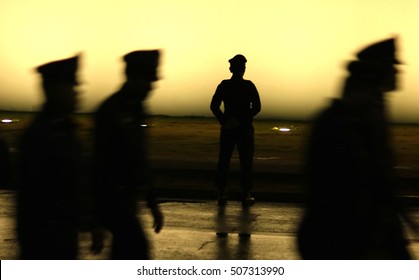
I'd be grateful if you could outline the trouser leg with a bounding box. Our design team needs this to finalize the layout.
[110,215,150,260]
[215,128,236,192]
[237,126,254,193]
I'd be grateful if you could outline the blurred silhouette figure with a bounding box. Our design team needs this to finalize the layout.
[0,127,12,188]
[298,38,415,259]
[210,54,261,206]
[16,55,88,259]
[92,50,163,260]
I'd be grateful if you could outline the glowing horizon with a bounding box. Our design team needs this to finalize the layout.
[1,0,419,122]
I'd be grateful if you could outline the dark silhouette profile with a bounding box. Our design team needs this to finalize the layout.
[210,54,261,206]
[297,38,416,259]
[0,127,12,188]
[16,55,88,259]
[92,50,163,259]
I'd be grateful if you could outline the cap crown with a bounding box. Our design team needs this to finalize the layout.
[356,38,400,64]
[124,50,160,81]
[228,54,247,65]
[37,55,79,85]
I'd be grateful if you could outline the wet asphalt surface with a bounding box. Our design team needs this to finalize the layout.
[1,190,418,260]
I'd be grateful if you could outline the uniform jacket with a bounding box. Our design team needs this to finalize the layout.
[210,78,261,127]
[299,99,405,259]
[92,85,155,224]
[17,110,81,240]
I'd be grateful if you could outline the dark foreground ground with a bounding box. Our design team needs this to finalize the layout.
[1,191,418,260]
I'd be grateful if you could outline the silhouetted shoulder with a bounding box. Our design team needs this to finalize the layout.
[244,79,257,88]
[219,79,256,87]
[214,80,232,92]
[315,100,364,127]
[218,79,230,85]
[94,92,124,120]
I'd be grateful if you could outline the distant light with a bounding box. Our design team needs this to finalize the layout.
[1,119,13,123]
[140,124,148,127]
[279,128,291,132]
[272,126,292,132]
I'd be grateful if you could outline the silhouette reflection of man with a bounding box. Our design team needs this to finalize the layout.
[210,54,261,206]
[298,38,414,259]
[16,55,84,259]
[92,50,163,260]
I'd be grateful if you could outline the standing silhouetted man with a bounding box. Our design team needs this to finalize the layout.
[92,50,163,259]
[210,54,261,206]
[298,38,415,259]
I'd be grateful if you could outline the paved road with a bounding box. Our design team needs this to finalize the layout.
[1,191,418,260]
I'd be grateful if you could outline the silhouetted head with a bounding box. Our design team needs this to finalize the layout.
[36,54,81,114]
[229,54,247,77]
[124,50,160,82]
[346,37,400,93]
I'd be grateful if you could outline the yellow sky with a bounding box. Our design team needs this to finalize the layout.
[1,0,419,122]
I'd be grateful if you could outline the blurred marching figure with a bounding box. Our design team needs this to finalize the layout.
[210,54,261,207]
[0,126,12,188]
[92,50,164,259]
[16,54,96,259]
[298,38,417,259]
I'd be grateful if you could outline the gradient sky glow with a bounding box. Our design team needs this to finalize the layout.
[1,0,419,122]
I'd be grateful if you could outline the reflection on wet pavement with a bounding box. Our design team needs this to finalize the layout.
[1,191,418,260]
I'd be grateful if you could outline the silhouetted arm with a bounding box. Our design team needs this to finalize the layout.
[210,83,225,125]
[145,187,163,233]
[250,82,261,117]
